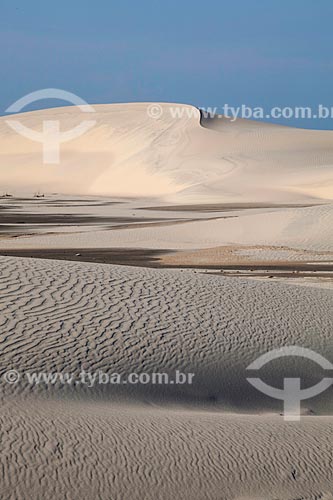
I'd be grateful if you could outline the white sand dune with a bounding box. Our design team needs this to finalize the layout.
[1,103,333,499]
[1,103,333,203]
[1,256,333,499]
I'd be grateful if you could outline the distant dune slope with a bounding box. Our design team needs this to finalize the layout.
[1,103,333,203]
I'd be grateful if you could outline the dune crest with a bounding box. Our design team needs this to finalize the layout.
[1,103,333,203]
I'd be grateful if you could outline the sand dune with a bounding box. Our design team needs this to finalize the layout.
[1,256,333,407]
[1,103,333,499]
[1,103,333,203]
[1,256,333,499]
[1,400,333,500]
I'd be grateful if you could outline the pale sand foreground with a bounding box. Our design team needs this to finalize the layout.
[1,400,333,500]
[1,256,333,499]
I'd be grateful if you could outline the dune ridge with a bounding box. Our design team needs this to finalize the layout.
[1,103,333,203]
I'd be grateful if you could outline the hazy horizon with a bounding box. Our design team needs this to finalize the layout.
[1,0,333,129]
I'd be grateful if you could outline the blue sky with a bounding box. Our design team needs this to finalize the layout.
[1,0,333,128]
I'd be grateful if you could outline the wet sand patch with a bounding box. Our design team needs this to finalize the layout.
[0,248,172,267]
[140,202,318,212]
[0,248,332,279]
